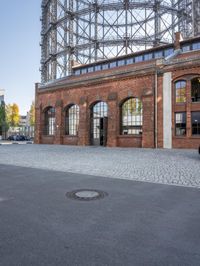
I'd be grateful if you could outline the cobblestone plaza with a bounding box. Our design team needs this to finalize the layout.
[0,145,199,188]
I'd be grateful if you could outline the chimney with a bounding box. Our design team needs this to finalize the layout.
[174,32,183,50]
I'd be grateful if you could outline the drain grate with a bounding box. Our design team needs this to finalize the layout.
[66,189,108,201]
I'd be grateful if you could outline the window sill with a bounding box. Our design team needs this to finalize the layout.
[118,134,142,138]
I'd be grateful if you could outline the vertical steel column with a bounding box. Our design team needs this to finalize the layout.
[41,0,48,83]
[51,0,57,80]
[154,0,161,46]
[68,0,74,75]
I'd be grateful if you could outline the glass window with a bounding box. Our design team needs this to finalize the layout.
[154,50,163,59]
[44,107,55,136]
[118,59,125,66]
[144,53,153,61]
[65,105,79,136]
[81,68,87,74]
[191,78,200,102]
[74,69,81,75]
[192,42,200,51]
[126,58,134,65]
[88,66,94,73]
[182,45,190,52]
[192,112,200,135]
[135,55,143,63]
[121,98,143,135]
[95,65,101,71]
[175,81,186,103]
[110,61,117,68]
[164,48,174,57]
[175,113,186,136]
[102,63,109,70]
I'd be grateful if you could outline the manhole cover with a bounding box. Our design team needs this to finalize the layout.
[66,189,108,201]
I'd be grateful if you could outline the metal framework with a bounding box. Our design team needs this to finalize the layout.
[40,0,194,83]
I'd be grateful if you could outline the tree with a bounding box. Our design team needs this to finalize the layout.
[0,102,9,136]
[29,101,35,126]
[6,103,20,127]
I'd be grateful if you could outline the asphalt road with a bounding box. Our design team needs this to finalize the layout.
[0,164,200,266]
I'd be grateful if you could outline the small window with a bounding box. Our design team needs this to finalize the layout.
[192,112,200,135]
[126,58,134,65]
[182,45,190,52]
[110,61,117,68]
[81,68,87,74]
[118,59,125,66]
[102,63,109,70]
[88,66,94,73]
[121,98,143,135]
[95,65,101,71]
[164,48,174,57]
[44,107,55,136]
[154,50,163,59]
[144,53,153,61]
[191,78,200,102]
[175,113,186,136]
[175,81,186,103]
[192,42,200,51]
[65,105,79,136]
[74,69,81,75]
[135,55,143,63]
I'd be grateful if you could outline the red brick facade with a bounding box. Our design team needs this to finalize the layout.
[35,36,200,149]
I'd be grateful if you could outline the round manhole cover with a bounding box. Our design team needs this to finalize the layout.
[66,189,108,201]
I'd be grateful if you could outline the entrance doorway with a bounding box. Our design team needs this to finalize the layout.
[91,102,108,146]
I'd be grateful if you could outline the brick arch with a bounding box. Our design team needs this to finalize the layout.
[63,103,79,112]
[42,104,55,113]
[173,73,200,82]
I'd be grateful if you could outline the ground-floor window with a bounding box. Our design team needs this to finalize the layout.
[175,112,186,136]
[121,98,143,135]
[65,104,79,136]
[192,111,200,135]
[44,107,55,136]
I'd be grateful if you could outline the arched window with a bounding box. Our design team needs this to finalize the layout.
[44,107,55,135]
[191,78,200,102]
[65,104,79,135]
[121,98,143,135]
[175,80,186,103]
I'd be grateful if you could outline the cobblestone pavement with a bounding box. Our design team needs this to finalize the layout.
[0,144,199,188]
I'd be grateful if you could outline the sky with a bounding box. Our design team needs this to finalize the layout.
[0,0,41,115]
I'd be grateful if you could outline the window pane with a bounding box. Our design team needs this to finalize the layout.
[191,78,200,102]
[65,105,79,136]
[144,53,153,61]
[154,50,163,58]
[95,65,101,71]
[192,112,200,135]
[44,107,55,136]
[175,81,186,103]
[135,55,143,63]
[192,42,200,51]
[110,61,117,68]
[164,48,174,57]
[118,59,125,66]
[121,98,143,135]
[182,45,190,52]
[175,112,186,136]
[126,58,134,65]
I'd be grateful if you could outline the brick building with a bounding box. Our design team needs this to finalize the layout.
[35,33,200,149]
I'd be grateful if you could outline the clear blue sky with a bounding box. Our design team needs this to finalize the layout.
[0,0,41,115]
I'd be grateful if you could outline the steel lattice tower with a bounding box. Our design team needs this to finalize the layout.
[40,0,194,83]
